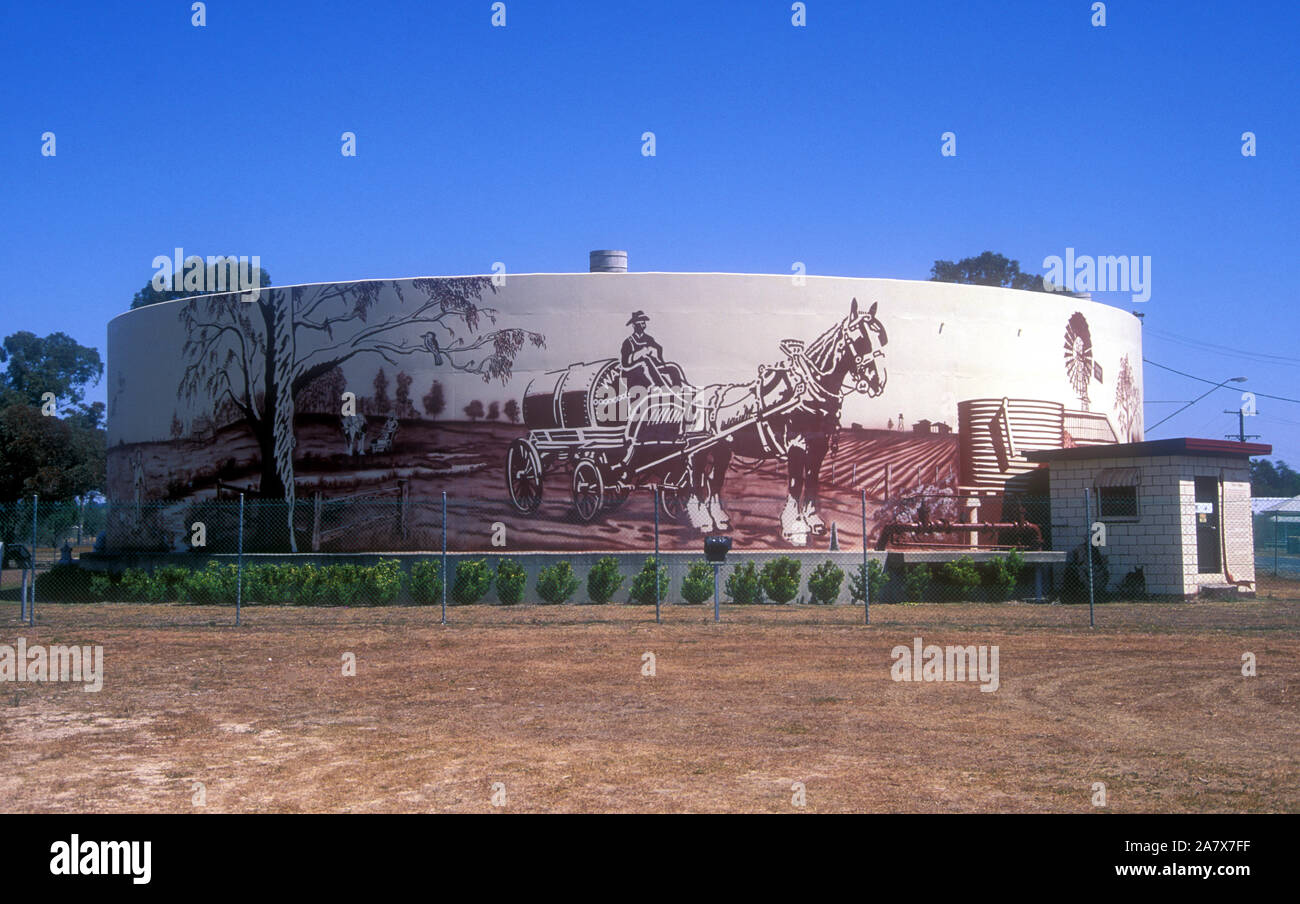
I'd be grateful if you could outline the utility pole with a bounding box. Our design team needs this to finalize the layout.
[1222,409,1260,443]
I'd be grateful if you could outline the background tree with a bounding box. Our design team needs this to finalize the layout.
[423,380,446,419]
[294,366,346,415]
[930,251,1071,294]
[0,402,105,501]
[1252,459,1300,496]
[0,331,103,419]
[131,265,272,309]
[372,368,391,415]
[0,331,107,520]
[178,277,544,500]
[1113,355,1142,442]
[394,371,416,418]
[464,400,485,422]
[503,398,519,424]
[487,400,500,421]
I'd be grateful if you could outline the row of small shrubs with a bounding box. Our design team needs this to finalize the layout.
[76,560,409,606]
[35,553,1024,606]
[534,558,668,606]
[34,557,671,607]
[900,550,1026,602]
[704,558,885,605]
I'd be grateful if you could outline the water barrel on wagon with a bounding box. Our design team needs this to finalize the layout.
[522,359,623,429]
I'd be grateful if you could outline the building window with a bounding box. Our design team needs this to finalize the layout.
[1095,467,1140,520]
[1097,484,1139,518]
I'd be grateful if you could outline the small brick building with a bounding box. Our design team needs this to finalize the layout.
[1026,438,1270,598]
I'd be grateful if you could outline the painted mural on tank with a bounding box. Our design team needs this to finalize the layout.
[105,274,1143,553]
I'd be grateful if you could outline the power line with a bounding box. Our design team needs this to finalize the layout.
[1143,358,1300,404]
[1145,328,1300,367]
[1146,374,1247,431]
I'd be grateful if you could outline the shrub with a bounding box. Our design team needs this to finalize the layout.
[628,558,668,606]
[106,565,193,604]
[283,565,320,605]
[118,568,152,602]
[680,562,714,605]
[304,564,365,605]
[537,561,580,605]
[409,560,443,605]
[1061,546,1108,603]
[185,561,238,604]
[760,556,801,604]
[33,564,98,602]
[451,559,493,605]
[725,562,764,605]
[902,564,931,602]
[848,559,888,604]
[586,556,624,604]
[807,560,845,604]
[363,559,404,605]
[244,563,292,604]
[937,556,981,601]
[1116,566,1147,601]
[1005,548,1026,582]
[495,559,527,605]
[90,573,116,601]
[982,550,1025,601]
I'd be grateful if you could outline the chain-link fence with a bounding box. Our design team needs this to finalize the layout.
[2,485,1288,627]
[1255,506,1300,579]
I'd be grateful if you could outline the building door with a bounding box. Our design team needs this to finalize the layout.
[1194,476,1222,574]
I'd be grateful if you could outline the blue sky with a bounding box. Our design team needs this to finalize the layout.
[3,0,1297,462]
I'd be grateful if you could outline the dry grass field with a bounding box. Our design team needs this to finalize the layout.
[1,594,1297,813]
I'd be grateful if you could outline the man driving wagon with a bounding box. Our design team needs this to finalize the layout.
[620,311,687,392]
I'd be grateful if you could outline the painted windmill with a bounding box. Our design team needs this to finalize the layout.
[1063,312,1102,411]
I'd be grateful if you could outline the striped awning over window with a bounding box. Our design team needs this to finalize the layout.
[1095,467,1140,488]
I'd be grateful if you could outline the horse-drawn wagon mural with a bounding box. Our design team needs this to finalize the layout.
[104,271,1143,553]
[507,299,888,546]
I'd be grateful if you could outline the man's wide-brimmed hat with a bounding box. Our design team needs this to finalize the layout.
[626,310,649,325]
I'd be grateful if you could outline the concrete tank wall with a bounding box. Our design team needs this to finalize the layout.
[104,273,1144,553]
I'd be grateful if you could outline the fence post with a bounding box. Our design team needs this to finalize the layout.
[399,479,410,542]
[712,562,721,624]
[236,493,245,627]
[654,487,661,624]
[1084,488,1094,629]
[311,492,322,552]
[29,494,37,626]
[1275,511,1279,577]
[441,491,448,626]
[861,489,869,625]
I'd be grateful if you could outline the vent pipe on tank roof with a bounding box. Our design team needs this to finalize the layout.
[589,250,628,273]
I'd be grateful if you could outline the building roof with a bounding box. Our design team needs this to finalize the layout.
[1255,495,1300,514]
[1024,437,1272,463]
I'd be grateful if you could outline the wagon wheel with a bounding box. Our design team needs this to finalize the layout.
[571,459,605,522]
[506,438,543,514]
[659,482,687,521]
